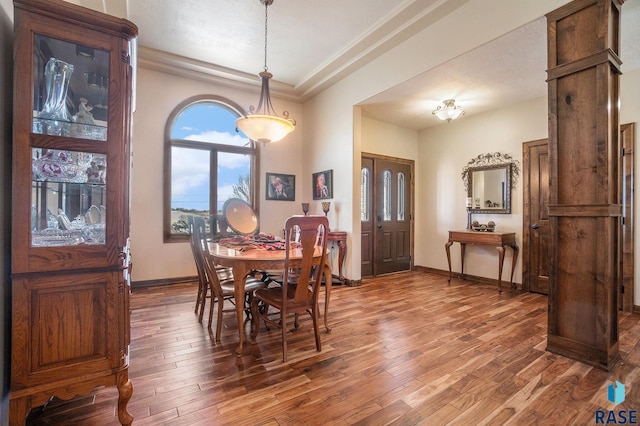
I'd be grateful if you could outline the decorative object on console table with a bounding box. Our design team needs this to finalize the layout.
[471,220,496,232]
[321,201,331,217]
[313,169,332,200]
[301,202,309,215]
[10,0,137,424]
[444,229,519,293]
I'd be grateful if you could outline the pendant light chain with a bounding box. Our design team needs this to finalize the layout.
[263,0,270,72]
[236,0,295,145]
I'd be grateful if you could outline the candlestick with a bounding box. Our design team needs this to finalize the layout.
[321,201,331,216]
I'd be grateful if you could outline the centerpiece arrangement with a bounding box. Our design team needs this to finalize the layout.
[218,233,300,251]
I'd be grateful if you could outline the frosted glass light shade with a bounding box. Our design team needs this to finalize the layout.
[236,114,295,144]
[432,99,465,122]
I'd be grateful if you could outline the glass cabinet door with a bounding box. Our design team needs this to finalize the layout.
[32,34,110,141]
[31,148,107,247]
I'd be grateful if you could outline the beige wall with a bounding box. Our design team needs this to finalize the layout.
[359,67,640,296]
[130,0,572,283]
[0,0,637,421]
[0,0,11,421]
[416,97,548,281]
[359,97,549,283]
[130,67,304,282]
[361,117,419,159]
[305,0,572,280]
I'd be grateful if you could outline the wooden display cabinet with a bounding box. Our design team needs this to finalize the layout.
[10,0,137,424]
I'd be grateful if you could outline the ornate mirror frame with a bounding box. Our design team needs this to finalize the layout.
[461,152,520,214]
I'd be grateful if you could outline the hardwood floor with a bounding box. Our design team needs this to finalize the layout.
[25,271,640,425]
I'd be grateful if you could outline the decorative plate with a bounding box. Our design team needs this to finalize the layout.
[88,205,101,224]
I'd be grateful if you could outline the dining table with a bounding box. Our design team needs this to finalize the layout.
[205,241,333,356]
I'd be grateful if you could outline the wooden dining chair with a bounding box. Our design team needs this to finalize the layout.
[250,215,329,362]
[192,216,264,342]
[187,215,211,322]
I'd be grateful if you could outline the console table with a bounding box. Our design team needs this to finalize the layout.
[444,230,519,292]
[327,231,347,284]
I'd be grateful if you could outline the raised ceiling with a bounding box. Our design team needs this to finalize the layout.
[66,0,640,130]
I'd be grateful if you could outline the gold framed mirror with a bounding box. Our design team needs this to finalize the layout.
[462,152,519,214]
[468,163,512,213]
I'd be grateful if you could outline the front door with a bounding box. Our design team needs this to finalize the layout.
[523,139,550,295]
[361,154,413,276]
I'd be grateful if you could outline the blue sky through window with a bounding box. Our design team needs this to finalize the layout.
[171,103,251,212]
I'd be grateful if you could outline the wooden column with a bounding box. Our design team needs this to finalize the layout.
[546,0,623,370]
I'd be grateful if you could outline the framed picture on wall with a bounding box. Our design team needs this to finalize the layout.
[312,169,333,200]
[266,172,295,201]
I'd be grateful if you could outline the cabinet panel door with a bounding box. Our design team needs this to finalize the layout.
[11,271,121,389]
[11,9,133,274]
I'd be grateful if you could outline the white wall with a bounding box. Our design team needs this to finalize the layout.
[372,67,639,293]
[130,67,303,282]
[361,116,419,159]
[621,67,640,305]
[51,0,572,285]
[127,0,640,295]
[304,0,571,280]
[416,97,548,281]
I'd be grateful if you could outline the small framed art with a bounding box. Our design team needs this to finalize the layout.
[266,172,295,201]
[312,169,333,200]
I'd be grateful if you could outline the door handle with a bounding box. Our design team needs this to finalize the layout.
[531,223,540,229]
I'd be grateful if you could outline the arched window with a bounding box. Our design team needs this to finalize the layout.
[164,96,257,242]
[360,166,370,221]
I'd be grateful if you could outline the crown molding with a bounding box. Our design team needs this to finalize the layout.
[295,0,472,98]
[137,46,301,103]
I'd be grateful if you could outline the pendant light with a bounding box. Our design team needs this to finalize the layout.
[236,0,295,145]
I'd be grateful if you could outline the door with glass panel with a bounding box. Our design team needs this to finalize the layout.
[361,155,413,276]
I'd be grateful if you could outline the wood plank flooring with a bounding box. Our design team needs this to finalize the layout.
[25,271,640,425]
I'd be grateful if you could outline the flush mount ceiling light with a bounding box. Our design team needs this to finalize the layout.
[236,0,295,145]
[432,99,465,122]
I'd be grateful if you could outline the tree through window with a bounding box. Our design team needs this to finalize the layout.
[164,96,257,242]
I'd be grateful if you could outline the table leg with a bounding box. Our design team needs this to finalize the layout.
[460,243,466,277]
[232,264,249,356]
[336,239,346,282]
[445,240,453,283]
[509,244,519,289]
[496,245,505,292]
[323,262,332,332]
